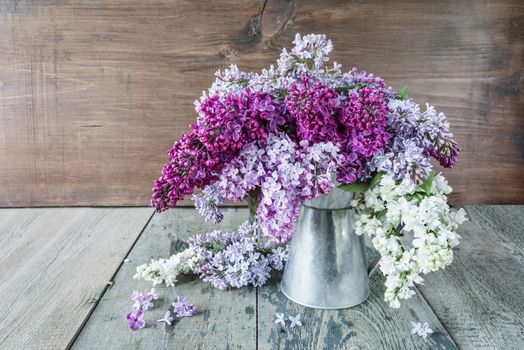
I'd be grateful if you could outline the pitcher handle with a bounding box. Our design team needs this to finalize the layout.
[368,254,381,276]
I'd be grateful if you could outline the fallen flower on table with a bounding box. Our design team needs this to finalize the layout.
[134,221,288,291]
[172,295,198,317]
[157,311,174,326]
[126,309,146,330]
[274,313,286,327]
[411,321,433,339]
[289,314,302,328]
[131,288,159,311]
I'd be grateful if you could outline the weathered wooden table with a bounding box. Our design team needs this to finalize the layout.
[0,206,522,349]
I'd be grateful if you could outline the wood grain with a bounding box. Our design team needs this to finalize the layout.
[418,206,524,349]
[0,0,522,206]
[257,270,457,349]
[0,207,153,350]
[72,208,256,350]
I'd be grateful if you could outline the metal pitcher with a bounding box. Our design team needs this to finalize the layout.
[280,186,380,309]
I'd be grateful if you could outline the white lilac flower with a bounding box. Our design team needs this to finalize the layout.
[353,173,468,308]
[274,313,286,327]
[157,311,174,325]
[288,314,302,328]
[133,248,201,287]
[411,321,433,339]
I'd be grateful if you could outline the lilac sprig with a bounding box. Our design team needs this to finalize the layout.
[212,133,339,242]
[188,221,288,289]
[371,99,459,182]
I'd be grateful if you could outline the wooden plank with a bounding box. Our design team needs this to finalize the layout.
[0,207,153,350]
[257,272,457,349]
[0,0,523,206]
[417,206,524,349]
[72,208,256,350]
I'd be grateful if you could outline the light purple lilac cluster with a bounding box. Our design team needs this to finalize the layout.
[188,221,288,289]
[370,100,460,181]
[213,134,338,242]
[152,33,460,242]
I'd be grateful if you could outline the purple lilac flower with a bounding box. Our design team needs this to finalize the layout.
[172,295,198,317]
[193,184,224,223]
[285,77,339,144]
[152,33,461,243]
[214,134,339,242]
[126,309,145,330]
[188,221,288,289]
[131,289,158,311]
[284,75,389,185]
[277,33,333,76]
[371,140,432,182]
[335,84,390,183]
[370,99,459,181]
[151,89,281,212]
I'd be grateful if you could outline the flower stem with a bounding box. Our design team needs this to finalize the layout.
[245,189,260,222]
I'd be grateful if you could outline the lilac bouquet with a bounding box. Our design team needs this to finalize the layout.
[152,34,460,244]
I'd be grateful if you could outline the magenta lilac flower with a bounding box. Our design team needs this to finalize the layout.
[152,89,282,212]
[285,77,339,144]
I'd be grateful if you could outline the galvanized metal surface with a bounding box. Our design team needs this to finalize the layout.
[281,188,375,309]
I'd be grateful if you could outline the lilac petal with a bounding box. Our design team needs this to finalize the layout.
[136,319,146,329]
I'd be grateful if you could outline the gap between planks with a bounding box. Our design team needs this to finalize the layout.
[65,210,155,350]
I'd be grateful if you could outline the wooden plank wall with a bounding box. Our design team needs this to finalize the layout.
[0,0,522,206]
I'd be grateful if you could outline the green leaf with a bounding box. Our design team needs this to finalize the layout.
[338,182,371,193]
[370,172,385,188]
[338,172,385,193]
[397,86,409,101]
[421,171,435,196]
